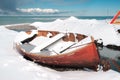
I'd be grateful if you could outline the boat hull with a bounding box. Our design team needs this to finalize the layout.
[16,42,100,70]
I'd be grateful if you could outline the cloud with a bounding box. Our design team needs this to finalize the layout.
[0,0,87,15]
[0,0,34,15]
[17,8,60,14]
[0,0,61,15]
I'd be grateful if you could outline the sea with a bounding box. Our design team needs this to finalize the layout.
[0,15,120,72]
[0,15,113,25]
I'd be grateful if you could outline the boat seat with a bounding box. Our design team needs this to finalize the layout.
[30,33,66,53]
[48,41,75,54]
[53,36,92,54]
[30,36,50,46]
[20,44,35,52]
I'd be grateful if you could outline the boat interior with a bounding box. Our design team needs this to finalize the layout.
[19,30,93,56]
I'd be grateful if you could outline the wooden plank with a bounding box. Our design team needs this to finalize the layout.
[30,33,65,53]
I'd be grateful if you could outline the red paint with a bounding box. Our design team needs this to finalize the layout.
[16,42,100,70]
[110,11,120,24]
[15,31,100,71]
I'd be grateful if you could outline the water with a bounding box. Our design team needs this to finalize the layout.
[0,16,113,25]
[0,16,67,25]
[99,47,120,72]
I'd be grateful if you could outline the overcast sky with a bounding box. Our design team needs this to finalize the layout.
[0,0,120,16]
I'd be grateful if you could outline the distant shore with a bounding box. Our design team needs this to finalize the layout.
[6,23,37,31]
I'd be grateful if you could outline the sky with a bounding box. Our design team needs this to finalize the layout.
[0,0,120,16]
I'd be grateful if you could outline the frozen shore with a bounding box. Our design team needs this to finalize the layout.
[6,17,120,50]
[1,16,120,80]
[0,25,120,80]
[30,17,120,46]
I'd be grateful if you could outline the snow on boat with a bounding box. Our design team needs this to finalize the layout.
[14,30,110,71]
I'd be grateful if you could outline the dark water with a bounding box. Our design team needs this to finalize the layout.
[99,47,120,72]
[0,16,113,25]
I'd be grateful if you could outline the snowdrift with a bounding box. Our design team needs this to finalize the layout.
[31,16,120,46]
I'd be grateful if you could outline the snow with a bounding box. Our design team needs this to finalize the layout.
[30,33,65,53]
[0,17,120,80]
[31,16,120,46]
[14,30,38,43]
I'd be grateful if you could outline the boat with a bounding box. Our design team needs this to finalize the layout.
[14,30,110,71]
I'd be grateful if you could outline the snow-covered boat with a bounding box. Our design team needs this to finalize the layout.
[14,30,110,71]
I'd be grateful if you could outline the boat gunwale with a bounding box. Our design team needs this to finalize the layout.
[15,30,101,71]
[15,30,100,58]
[15,42,95,57]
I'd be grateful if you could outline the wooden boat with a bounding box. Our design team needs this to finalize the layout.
[14,30,110,71]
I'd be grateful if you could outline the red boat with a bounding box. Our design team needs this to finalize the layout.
[14,30,110,71]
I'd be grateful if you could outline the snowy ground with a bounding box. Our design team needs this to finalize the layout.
[0,17,120,80]
[31,16,120,46]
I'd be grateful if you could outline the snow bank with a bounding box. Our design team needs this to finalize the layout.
[14,30,38,43]
[0,17,120,80]
[31,16,120,46]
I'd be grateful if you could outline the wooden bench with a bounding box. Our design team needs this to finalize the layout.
[30,33,65,53]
